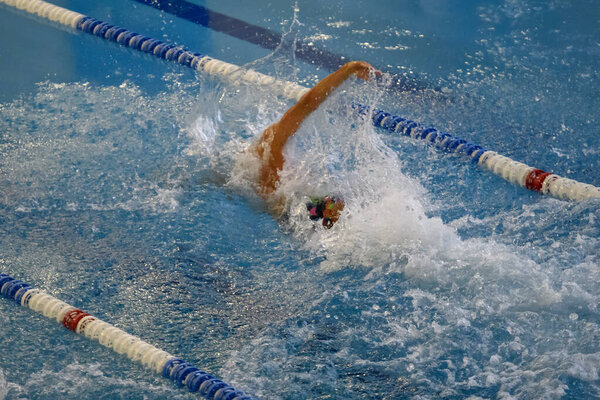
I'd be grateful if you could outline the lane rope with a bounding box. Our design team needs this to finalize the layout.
[1,0,599,202]
[0,273,256,399]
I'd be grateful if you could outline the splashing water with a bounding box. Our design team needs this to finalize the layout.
[181,23,599,397]
[185,49,459,272]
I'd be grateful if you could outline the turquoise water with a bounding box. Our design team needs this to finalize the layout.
[0,0,599,399]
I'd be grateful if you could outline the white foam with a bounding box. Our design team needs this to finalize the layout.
[0,369,24,400]
[21,361,185,399]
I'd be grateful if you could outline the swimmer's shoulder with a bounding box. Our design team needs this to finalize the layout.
[265,194,287,217]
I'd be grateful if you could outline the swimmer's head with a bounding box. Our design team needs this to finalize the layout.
[306,196,345,229]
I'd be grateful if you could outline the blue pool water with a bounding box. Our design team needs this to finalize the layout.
[1,0,599,399]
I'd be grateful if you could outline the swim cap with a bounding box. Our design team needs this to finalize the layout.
[306,196,344,228]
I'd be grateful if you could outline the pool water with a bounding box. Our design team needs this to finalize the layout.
[1,0,599,399]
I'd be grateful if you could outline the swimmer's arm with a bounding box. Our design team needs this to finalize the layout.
[267,61,377,155]
[257,61,379,195]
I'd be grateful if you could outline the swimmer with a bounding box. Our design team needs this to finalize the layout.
[251,61,381,228]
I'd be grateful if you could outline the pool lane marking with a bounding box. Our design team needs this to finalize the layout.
[130,0,428,92]
[1,0,599,202]
[133,0,340,67]
[0,272,257,399]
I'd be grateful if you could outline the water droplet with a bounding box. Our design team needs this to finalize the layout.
[569,313,578,321]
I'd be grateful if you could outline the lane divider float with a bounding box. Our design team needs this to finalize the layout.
[361,105,600,201]
[0,273,256,400]
[1,0,598,202]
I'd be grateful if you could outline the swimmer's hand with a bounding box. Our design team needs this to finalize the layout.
[345,61,383,81]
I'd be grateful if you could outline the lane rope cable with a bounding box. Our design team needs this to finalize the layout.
[0,273,257,400]
[1,0,599,201]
